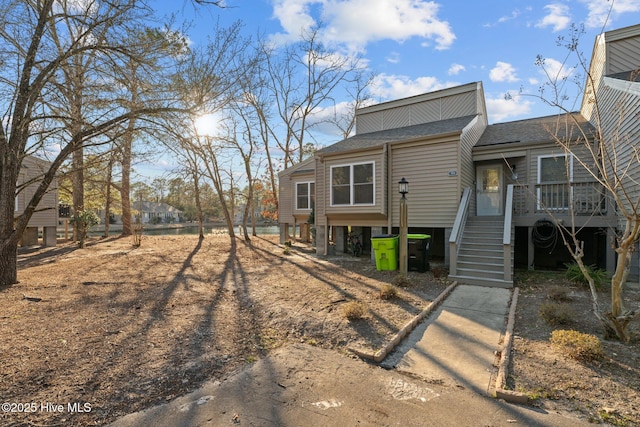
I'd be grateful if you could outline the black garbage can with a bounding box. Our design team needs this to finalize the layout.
[407,234,431,272]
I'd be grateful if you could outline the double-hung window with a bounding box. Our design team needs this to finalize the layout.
[537,154,573,210]
[296,182,314,210]
[331,162,374,206]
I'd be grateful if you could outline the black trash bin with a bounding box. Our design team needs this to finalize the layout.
[407,234,431,272]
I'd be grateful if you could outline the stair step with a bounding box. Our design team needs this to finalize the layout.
[448,275,513,288]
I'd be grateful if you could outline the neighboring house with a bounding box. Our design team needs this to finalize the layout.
[278,23,640,287]
[278,156,316,242]
[15,155,58,246]
[131,201,182,224]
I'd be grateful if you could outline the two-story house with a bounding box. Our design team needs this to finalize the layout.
[278,23,640,287]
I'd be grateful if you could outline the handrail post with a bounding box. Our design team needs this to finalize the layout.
[503,185,514,282]
[449,187,472,275]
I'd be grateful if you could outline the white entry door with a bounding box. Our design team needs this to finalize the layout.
[476,165,503,216]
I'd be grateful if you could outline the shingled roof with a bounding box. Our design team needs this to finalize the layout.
[475,112,595,148]
[317,115,478,156]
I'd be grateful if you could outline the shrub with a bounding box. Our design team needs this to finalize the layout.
[539,302,574,325]
[70,210,100,248]
[379,284,398,300]
[342,301,367,320]
[550,329,604,362]
[564,263,608,290]
[392,274,412,288]
[546,285,571,302]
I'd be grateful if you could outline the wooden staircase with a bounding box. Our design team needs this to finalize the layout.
[449,216,513,288]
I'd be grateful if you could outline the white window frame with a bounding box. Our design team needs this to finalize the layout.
[330,161,375,207]
[536,154,573,210]
[295,181,314,211]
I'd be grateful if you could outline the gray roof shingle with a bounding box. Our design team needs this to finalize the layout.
[475,113,595,148]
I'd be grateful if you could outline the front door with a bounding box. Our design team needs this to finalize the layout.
[476,165,503,215]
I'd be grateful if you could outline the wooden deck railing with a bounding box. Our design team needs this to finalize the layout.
[513,181,609,215]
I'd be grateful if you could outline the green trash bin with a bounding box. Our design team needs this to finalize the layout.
[407,234,431,272]
[371,234,399,271]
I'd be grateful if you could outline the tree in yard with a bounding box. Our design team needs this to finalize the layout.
[0,1,209,286]
[523,24,640,342]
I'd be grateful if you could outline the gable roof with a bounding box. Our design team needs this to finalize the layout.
[317,114,478,156]
[475,112,595,149]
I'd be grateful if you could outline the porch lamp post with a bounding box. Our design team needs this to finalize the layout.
[398,177,409,276]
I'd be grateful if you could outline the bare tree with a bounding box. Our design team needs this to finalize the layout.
[0,1,200,286]
[522,24,640,341]
[260,26,366,167]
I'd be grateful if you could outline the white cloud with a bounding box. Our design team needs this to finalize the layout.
[579,0,640,29]
[271,0,456,52]
[386,51,401,64]
[370,73,456,100]
[536,3,571,32]
[485,92,534,123]
[489,61,519,82]
[448,63,466,75]
[537,57,574,83]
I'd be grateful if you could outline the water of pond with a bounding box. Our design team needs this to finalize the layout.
[77,224,280,238]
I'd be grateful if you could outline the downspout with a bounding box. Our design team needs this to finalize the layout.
[386,143,392,233]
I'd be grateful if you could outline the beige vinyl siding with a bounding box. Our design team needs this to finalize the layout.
[460,116,486,214]
[582,34,606,121]
[323,150,384,215]
[278,157,315,224]
[441,90,477,121]
[278,174,294,223]
[355,83,480,134]
[315,157,327,226]
[390,137,460,228]
[597,78,640,222]
[606,33,640,74]
[16,156,58,227]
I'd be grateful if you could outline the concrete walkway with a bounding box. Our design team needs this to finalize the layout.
[381,284,512,395]
[109,284,590,427]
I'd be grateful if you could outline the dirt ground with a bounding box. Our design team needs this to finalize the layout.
[1,234,639,426]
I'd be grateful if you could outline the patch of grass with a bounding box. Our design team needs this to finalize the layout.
[342,301,367,320]
[539,302,575,325]
[522,386,559,401]
[550,329,604,362]
[379,284,398,300]
[599,409,633,427]
[564,263,608,290]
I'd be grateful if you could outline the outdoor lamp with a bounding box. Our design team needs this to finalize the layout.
[398,177,409,199]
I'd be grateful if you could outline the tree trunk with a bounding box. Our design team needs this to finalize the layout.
[0,240,18,287]
[71,145,84,240]
[193,168,205,240]
[119,121,135,236]
[103,155,114,238]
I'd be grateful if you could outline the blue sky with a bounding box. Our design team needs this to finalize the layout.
[157,0,639,123]
[143,0,639,178]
